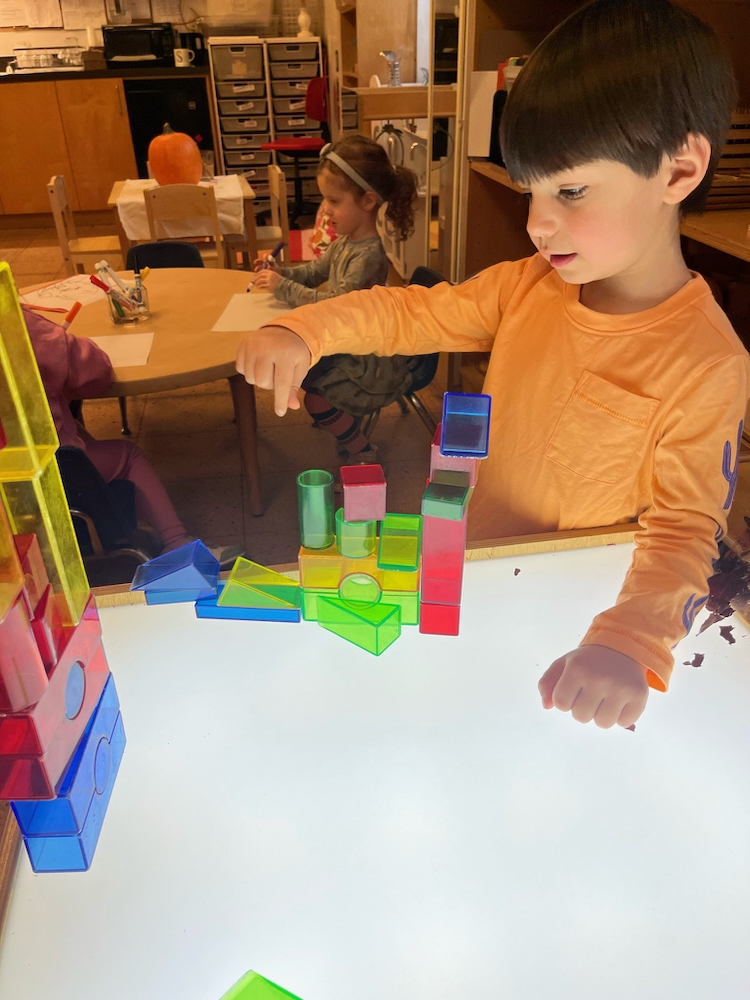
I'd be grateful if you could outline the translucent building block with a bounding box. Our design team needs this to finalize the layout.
[218,558,300,610]
[145,587,216,606]
[381,566,420,592]
[430,424,479,485]
[0,265,59,483]
[419,601,460,636]
[219,970,304,1000]
[302,586,418,625]
[421,481,471,521]
[1,459,89,626]
[14,533,49,611]
[1,504,23,625]
[440,393,491,459]
[420,513,467,606]
[30,584,59,670]
[318,596,400,655]
[12,674,120,836]
[340,464,387,522]
[197,584,301,622]
[339,572,381,605]
[130,539,219,593]
[335,507,377,559]
[297,469,334,550]
[0,594,48,713]
[19,713,125,872]
[431,470,471,488]
[377,513,421,572]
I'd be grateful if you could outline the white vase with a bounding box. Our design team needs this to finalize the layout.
[297,6,313,39]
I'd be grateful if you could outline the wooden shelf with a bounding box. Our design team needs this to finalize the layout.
[681,210,750,265]
[469,159,524,193]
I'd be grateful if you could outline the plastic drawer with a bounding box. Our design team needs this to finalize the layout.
[216,80,266,98]
[218,98,268,116]
[221,116,269,133]
[212,44,264,80]
[342,92,357,111]
[273,96,307,114]
[223,149,271,166]
[269,61,318,80]
[222,132,270,150]
[275,114,319,132]
[268,42,318,62]
[281,163,318,181]
[342,112,358,128]
[271,80,309,97]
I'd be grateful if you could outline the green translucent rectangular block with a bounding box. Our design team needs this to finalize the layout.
[219,969,304,1000]
[380,590,419,625]
[218,558,300,609]
[377,513,422,572]
[301,587,336,620]
[421,481,470,521]
[431,469,471,488]
[317,596,401,655]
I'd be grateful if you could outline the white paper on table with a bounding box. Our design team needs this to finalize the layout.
[90,332,154,368]
[211,293,294,332]
[20,274,106,310]
[116,176,247,242]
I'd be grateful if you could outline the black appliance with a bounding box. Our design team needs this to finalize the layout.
[103,23,175,68]
[123,78,214,179]
[178,32,208,66]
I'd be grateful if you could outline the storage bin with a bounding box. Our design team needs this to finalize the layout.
[216,80,266,98]
[268,42,317,62]
[223,149,271,166]
[342,92,357,111]
[273,96,307,114]
[219,98,268,116]
[212,44,264,81]
[269,61,318,80]
[342,112,358,128]
[225,154,270,172]
[274,114,319,132]
[221,116,270,133]
[222,132,270,150]
[272,80,310,97]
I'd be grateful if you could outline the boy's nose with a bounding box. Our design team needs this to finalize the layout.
[526,199,558,242]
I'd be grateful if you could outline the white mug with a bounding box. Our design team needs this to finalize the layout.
[174,48,195,67]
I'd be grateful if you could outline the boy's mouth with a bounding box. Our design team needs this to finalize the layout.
[548,253,577,268]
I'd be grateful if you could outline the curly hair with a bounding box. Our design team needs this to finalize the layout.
[318,133,418,241]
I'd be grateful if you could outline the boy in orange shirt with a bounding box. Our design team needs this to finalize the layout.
[236,0,750,730]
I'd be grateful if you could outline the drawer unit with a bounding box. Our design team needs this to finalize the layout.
[221,116,270,133]
[273,97,307,114]
[342,112,358,129]
[269,61,318,80]
[212,44,264,80]
[223,149,271,167]
[342,92,357,112]
[218,98,268,116]
[216,80,266,98]
[224,156,270,176]
[222,132,271,150]
[272,80,310,98]
[268,42,318,62]
[275,114,319,132]
[281,163,318,182]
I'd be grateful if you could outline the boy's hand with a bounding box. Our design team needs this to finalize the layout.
[538,645,649,729]
[236,325,311,416]
[253,269,281,293]
[253,254,281,273]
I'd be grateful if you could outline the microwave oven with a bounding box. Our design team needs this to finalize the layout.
[102,23,175,68]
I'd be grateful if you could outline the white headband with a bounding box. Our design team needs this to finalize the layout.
[321,146,385,205]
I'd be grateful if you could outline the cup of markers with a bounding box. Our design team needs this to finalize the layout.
[91,260,151,325]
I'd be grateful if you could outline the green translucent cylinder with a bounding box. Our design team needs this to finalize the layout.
[296,469,334,549]
[335,507,376,558]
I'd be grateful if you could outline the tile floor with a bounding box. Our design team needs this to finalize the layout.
[1,227,442,570]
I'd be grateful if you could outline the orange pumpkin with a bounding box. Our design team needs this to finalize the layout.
[148,123,203,186]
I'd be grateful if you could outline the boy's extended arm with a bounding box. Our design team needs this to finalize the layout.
[580,355,749,691]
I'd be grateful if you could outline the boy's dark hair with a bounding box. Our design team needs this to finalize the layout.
[318,134,418,240]
[499,0,737,213]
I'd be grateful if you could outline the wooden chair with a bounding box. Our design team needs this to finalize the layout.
[143,184,224,268]
[48,175,122,277]
[224,165,290,269]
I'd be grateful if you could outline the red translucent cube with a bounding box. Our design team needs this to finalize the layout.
[420,513,467,606]
[419,602,461,635]
[341,464,387,522]
[30,584,60,671]
[0,595,48,713]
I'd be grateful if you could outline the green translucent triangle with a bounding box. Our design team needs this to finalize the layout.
[219,970,305,1000]
[217,558,300,609]
[317,596,401,655]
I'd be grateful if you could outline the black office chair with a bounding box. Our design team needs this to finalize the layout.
[115,243,205,435]
[57,446,155,586]
[360,267,445,440]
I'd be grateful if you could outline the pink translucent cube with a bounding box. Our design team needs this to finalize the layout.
[341,464,387,522]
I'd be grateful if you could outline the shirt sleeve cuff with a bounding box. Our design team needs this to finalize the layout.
[265,313,322,366]
[580,625,671,692]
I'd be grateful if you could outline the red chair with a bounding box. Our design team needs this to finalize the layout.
[262,76,329,226]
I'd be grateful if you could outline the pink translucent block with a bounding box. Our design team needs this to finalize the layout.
[419,602,461,635]
[0,595,48,713]
[14,534,50,613]
[30,584,59,670]
[341,464,387,522]
[430,425,478,486]
[420,513,467,606]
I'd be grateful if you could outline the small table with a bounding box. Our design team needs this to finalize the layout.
[107,177,259,266]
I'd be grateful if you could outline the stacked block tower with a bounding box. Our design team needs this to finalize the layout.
[0,262,126,872]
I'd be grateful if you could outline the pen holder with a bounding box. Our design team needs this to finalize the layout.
[297,469,334,550]
[107,287,150,325]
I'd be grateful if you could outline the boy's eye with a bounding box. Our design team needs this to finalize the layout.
[558,186,587,201]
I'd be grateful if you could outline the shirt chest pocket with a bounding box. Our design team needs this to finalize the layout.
[544,371,659,485]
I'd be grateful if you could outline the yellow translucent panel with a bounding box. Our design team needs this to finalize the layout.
[381,566,420,592]
[0,264,59,483]
[1,460,89,626]
[299,544,386,590]
[0,500,24,622]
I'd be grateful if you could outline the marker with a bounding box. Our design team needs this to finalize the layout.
[140,267,150,282]
[263,240,285,268]
[62,301,82,330]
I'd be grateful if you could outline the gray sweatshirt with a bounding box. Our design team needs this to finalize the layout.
[275,234,389,308]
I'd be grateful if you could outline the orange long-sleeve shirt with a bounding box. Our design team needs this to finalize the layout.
[270,254,750,690]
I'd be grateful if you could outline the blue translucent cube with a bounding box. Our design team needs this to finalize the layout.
[196,583,301,622]
[130,539,220,593]
[440,392,491,458]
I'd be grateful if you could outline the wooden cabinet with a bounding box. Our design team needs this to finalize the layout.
[56,79,138,212]
[0,82,78,214]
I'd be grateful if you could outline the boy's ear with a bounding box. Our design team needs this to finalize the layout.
[662,133,712,205]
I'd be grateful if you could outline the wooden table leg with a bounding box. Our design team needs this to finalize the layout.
[229,373,263,518]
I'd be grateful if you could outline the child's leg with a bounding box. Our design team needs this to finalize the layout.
[303,391,373,457]
[83,437,190,551]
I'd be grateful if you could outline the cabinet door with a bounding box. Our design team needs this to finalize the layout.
[0,82,78,214]
[56,79,138,211]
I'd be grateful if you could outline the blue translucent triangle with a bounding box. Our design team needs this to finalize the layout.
[130,540,220,593]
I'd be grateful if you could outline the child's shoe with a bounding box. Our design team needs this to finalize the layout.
[337,442,380,466]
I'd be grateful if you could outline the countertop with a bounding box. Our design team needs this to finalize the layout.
[0,64,210,84]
